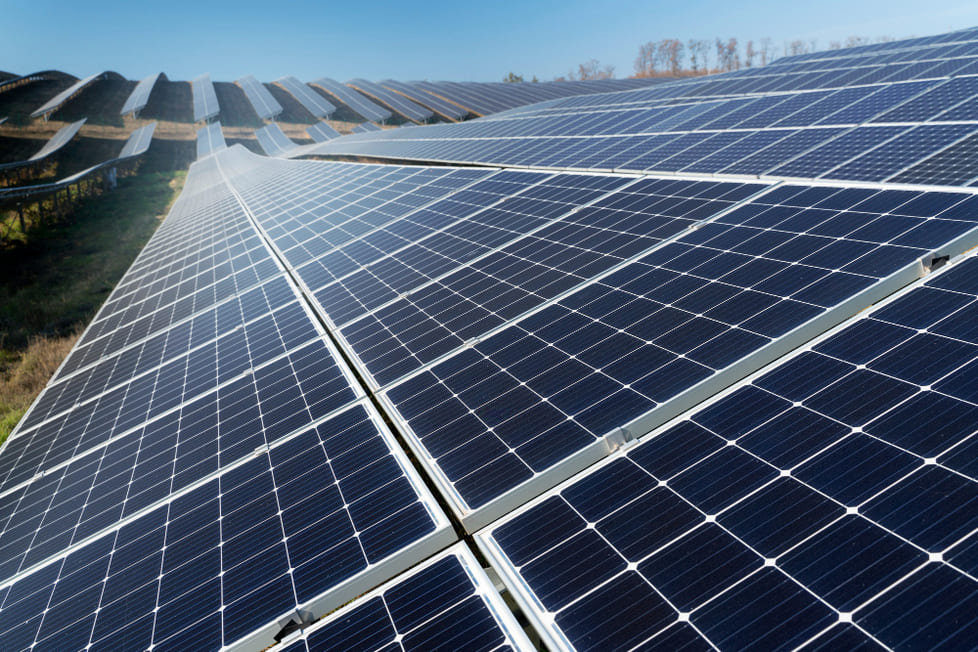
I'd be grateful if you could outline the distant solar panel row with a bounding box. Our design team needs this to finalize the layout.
[120,72,161,116]
[192,73,220,122]
[255,122,297,157]
[348,79,434,123]
[275,76,336,118]
[311,77,392,122]
[30,73,99,118]
[237,74,283,120]
[380,79,468,121]
[118,122,156,159]
[306,120,340,142]
[196,121,226,159]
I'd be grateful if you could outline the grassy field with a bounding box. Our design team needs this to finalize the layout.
[0,169,186,445]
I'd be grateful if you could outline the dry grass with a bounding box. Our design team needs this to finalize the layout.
[0,329,80,444]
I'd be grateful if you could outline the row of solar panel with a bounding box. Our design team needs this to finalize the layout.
[0,153,464,651]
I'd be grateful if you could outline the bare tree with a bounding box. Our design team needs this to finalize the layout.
[760,37,775,65]
[576,59,615,80]
[634,42,657,77]
[725,38,740,71]
[745,40,756,67]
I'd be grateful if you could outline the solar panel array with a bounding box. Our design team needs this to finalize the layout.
[255,123,298,157]
[196,121,226,159]
[120,72,161,116]
[30,73,99,118]
[276,76,336,118]
[348,79,434,123]
[192,73,220,122]
[5,25,978,652]
[310,77,393,122]
[297,31,978,185]
[237,74,283,120]
[306,121,340,143]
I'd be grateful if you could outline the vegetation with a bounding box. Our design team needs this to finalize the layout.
[0,169,185,445]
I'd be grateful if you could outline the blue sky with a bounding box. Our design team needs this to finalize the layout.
[2,0,977,83]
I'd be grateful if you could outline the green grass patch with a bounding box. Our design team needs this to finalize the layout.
[0,169,185,445]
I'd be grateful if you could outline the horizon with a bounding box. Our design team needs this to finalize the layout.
[2,0,977,83]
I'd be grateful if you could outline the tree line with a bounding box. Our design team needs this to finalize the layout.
[504,34,900,82]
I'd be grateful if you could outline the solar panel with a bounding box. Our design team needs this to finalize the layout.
[306,120,340,142]
[276,545,531,651]
[30,73,99,119]
[22,118,87,162]
[275,76,336,118]
[236,74,283,120]
[310,77,392,122]
[347,79,434,123]
[255,122,298,157]
[352,121,382,134]
[120,72,161,116]
[196,121,226,159]
[118,122,156,159]
[477,244,978,651]
[192,73,220,122]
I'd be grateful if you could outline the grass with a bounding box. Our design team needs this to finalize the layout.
[0,169,185,445]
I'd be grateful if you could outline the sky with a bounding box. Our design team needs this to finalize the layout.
[2,0,978,83]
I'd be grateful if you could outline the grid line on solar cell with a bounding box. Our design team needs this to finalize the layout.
[476,244,978,652]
